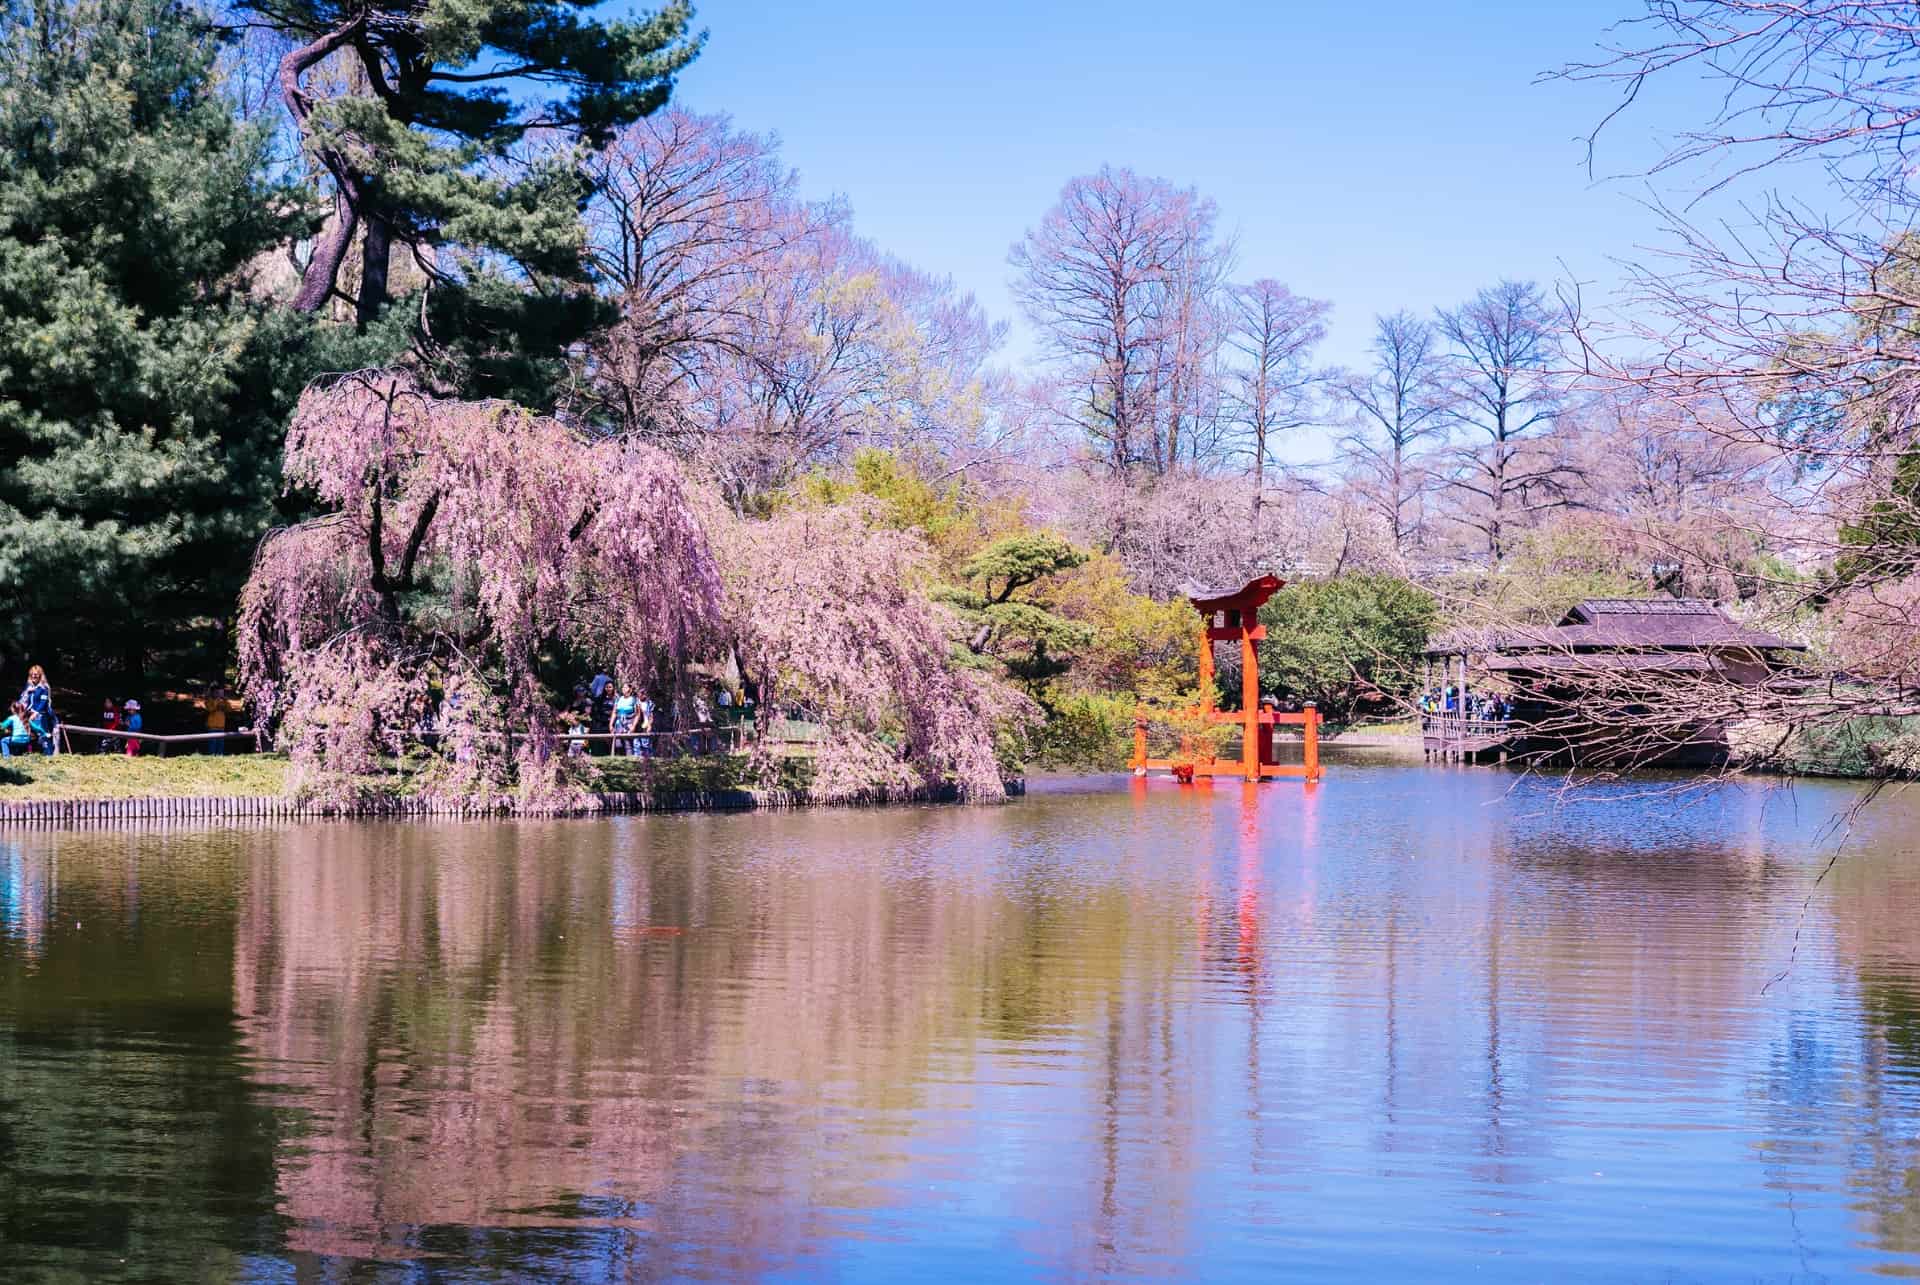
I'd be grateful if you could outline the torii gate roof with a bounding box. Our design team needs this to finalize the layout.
[1184,574,1284,616]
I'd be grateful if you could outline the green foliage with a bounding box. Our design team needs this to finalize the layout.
[0,0,401,679]
[1046,554,1194,696]
[420,268,614,406]
[1026,690,1137,770]
[1132,673,1235,764]
[1766,714,1920,777]
[253,0,700,402]
[796,447,993,563]
[957,530,1090,596]
[944,531,1094,691]
[1256,574,1436,724]
[1836,451,1920,587]
[594,751,813,797]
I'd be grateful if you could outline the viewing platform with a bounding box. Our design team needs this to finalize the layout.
[1421,714,1518,762]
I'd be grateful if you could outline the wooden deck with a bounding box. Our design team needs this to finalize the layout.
[1421,715,1518,761]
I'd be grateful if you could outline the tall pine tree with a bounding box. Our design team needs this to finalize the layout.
[261,0,700,403]
[0,0,393,683]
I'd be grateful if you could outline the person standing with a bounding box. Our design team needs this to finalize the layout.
[204,684,228,755]
[19,666,53,756]
[700,688,720,753]
[122,699,142,756]
[611,684,639,757]
[590,672,614,752]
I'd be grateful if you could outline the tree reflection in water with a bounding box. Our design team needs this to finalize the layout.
[7,766,1920,1277]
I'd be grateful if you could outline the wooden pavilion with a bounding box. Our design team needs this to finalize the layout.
[1421,597,1805,765]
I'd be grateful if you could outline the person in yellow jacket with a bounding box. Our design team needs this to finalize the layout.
[204,684,228,756]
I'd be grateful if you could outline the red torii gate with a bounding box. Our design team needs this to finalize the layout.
[1128,574,1322,782]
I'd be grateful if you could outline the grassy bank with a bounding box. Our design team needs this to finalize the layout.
[1337,719,1416,738]
[0,752,292,800]
[593,753,812,795]
[0,749,813,803]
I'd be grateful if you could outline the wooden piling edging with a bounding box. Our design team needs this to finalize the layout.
[0,779,983,828]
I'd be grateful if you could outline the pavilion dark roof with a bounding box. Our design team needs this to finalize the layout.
[1550,598,1803,650]
[1481,651,1717,674]
[1424,598,1804,657]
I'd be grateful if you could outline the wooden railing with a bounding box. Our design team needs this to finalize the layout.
[1420,714,1514,743]
[58,719,825,759]
[58,724,258,756]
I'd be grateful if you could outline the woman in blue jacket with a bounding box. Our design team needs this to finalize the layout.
[19,665,52,755]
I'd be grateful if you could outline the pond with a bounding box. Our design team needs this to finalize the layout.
[4,755,1920,1279]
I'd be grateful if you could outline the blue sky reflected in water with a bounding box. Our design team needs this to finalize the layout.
[1,762,1918,1278]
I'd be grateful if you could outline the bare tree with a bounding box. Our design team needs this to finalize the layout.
[581,112,1010,506]
[1009,166,1231,476]
[1223,279,1331,507]
[1154,201,1235,471]
[583,109,821,446]
[1557,386,1774,597]
[1456,2,1920,772]
[1436,281,1579,560]
[1584,386,1767,513]
[688,228,1007,504]
[1562,1,1920,197]
[1340,311,1447,552]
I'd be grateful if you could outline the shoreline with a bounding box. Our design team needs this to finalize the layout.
[0,779,1024,826]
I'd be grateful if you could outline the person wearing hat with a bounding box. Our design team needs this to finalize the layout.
[122,699,142,756]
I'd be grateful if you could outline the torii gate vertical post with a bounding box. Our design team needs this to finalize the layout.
[1129,574,1322,783]
[1239,612,1260,778]
[1197,618,1215,714]
[1190,576,1277,783]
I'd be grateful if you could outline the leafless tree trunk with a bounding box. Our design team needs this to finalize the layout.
[1010,166,1230,478]
[1340,310,1445,551]
[1224,278,1330,510]
[1436,281,1578,560]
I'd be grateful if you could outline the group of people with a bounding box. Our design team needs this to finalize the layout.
[0,667,240,759]
[1,666,61,758]
[0,666,143,758]
[90,695,147,755]
[1419,687,1513,722]
[559,675,752,758]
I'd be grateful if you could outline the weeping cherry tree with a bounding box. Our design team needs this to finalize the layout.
[237,371,721,804]
[710,499,1035,802]
[239,372,1027,805]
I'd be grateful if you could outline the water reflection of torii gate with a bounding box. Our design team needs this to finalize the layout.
[1129,574,1323,782]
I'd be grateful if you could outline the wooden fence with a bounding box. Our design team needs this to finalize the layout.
[0,788,814,826]
[56,719,816,758]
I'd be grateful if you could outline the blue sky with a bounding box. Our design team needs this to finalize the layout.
[669,1,1714,377]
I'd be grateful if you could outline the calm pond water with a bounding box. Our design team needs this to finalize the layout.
[5,755,1920,1279]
